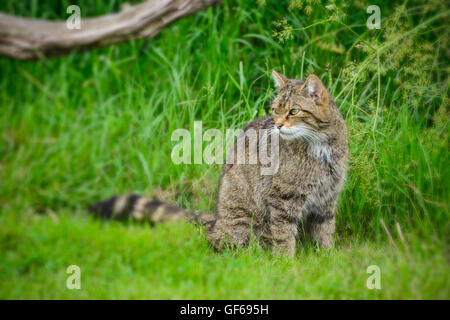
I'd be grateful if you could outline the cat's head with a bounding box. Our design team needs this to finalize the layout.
[271,70,335,142]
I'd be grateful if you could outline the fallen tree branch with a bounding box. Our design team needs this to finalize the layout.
[0,0,222,60]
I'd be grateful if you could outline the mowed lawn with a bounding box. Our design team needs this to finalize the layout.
[0,0,448,299]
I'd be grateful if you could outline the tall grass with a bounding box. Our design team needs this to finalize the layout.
[1,0,447,237]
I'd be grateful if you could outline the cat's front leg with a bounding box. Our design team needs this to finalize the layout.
[268,205,299,256]
[307,214,335,250]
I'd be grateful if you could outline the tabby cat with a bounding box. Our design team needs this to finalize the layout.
[89,71,348,256]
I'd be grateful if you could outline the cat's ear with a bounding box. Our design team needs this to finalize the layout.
[301,74,329,105]
[272,70,289,88]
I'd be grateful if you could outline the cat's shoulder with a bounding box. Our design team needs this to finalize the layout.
[243,116,274,132]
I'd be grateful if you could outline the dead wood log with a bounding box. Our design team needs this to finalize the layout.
[0,0,221,60]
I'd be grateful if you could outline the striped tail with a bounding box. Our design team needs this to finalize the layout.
[88,194,216,229]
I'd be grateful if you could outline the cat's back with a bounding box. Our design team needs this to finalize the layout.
[242,116,274,132]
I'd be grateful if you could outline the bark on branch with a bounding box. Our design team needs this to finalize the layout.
[0,0,222,60]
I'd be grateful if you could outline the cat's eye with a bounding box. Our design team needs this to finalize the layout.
[289,108,300,115]
[272,108,279,115]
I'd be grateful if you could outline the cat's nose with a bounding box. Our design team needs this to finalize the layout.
[275,122,283,129]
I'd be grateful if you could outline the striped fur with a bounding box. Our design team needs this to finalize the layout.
[89,194,215,229]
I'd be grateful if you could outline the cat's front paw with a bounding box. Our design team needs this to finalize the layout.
[272,242,296,257]
[315,237,334,252]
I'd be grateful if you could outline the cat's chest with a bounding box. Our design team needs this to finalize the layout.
[274,142,329,186]
[266,145,335,216]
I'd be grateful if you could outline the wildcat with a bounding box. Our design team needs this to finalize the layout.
[89,71,348,256]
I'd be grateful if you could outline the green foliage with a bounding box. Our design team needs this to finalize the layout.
[0,0,448,299]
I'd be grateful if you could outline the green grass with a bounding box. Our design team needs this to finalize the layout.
[1,211,448,299]
[0,0,448,299]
